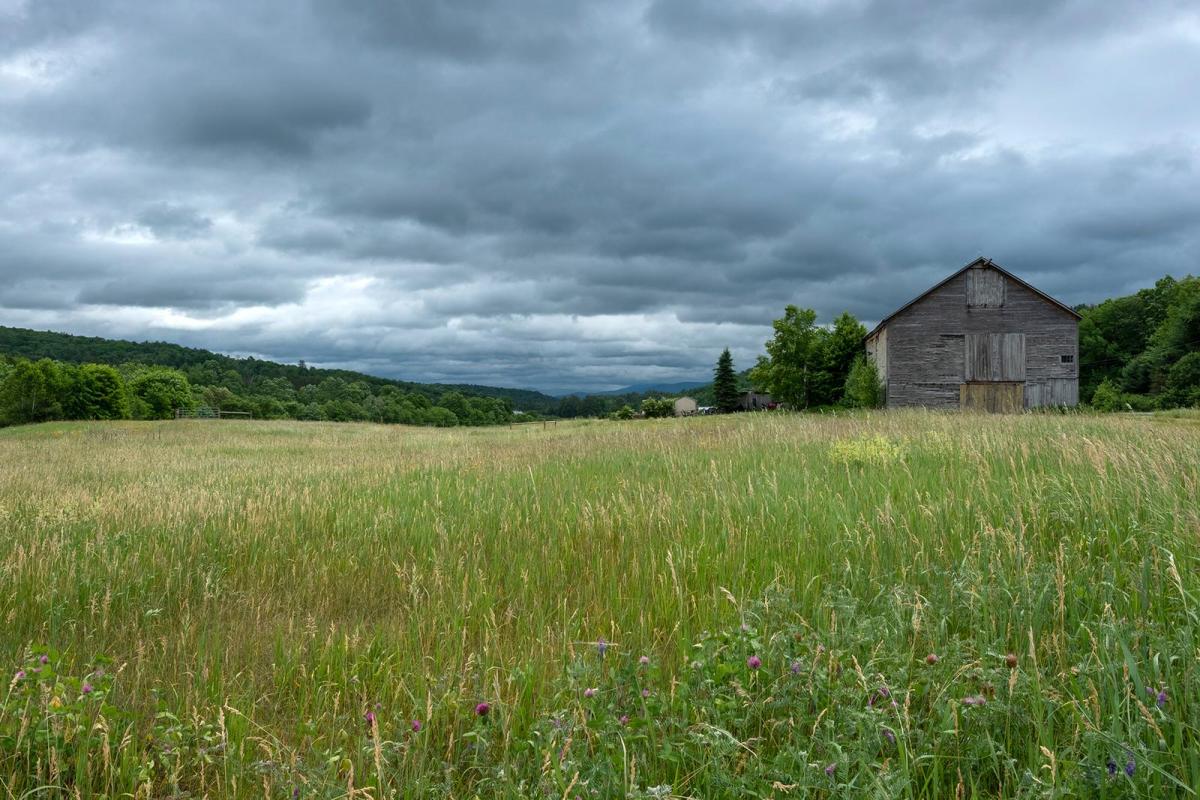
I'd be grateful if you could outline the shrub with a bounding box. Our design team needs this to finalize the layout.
[1090,378,1122,412]
[843,355,884,408]
[640,397,673,418]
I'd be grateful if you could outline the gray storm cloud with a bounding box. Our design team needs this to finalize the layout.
[1,0,1197,393]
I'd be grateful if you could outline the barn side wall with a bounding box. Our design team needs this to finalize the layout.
[882,269,1078,409]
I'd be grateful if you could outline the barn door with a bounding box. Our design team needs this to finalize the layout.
[964,333,1025,381]
[960,382,1024,413]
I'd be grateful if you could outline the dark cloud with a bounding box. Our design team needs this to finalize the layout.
[0,0,1197,392]
[136,203,213,239]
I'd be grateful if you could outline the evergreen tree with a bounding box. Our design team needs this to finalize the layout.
[713,348,740,412]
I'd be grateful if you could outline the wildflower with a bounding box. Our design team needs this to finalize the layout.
[824,763,836,777]
[39,655,49,665]
[411,719,422,732]
[747,655,762,670]
[1005,653,1018,669]
[619,715,629,725]
[475,702,490,717]
[790,660,802,675]
[13,670,25,681]
[639,655,650,666]
[882,728,896,746]
[81,683,94,695]
[596,638,608,657]
[925,653,939,665]
[641,688,650,698]
[868,686,890,707]
[961,695,986,706]
[292,788,300,800]
[1106,759,1117,777]
[583,688,596,698]
[363,711,375,725]
[1125,758,1135,777]
[1156,689,1167,708]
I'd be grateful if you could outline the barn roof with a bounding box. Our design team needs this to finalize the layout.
[864,257,1082,340]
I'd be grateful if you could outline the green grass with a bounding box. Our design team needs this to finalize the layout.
[0,412,1197,797]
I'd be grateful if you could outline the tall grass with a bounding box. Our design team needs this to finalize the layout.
[0,412,1196,797]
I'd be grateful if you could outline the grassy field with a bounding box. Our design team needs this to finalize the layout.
[1,412,1197,798]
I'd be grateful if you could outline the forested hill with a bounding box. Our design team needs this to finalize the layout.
[0,325,557,412]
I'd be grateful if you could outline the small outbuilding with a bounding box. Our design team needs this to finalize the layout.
[865,257,1080,411]
[673,396,698,416]
[738,391,772,411]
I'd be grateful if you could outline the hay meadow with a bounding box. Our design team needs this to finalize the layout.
[1,412,1198,798]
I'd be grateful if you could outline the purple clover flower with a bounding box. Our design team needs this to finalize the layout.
[475,702,490,717]
[363,711,375,725]
[824,763,836,777]
[81,683,93,695]
[746,655,761,670]
[882,728,896,746]
[639,655,650,666]
[39,655,48,665]
[14,670,25,681]
[1156,689,1167,708]
[641,688,650,698]
[961,695,986,706]
[596,638,608,657]
[619,715,629,726]
[790,660,802,675]
[411,719,422,732]
[583,688,596,698]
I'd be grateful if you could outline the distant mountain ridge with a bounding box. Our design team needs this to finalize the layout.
[560,380,709,398]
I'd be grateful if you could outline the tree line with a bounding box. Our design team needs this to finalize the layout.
[1079,275,1200,410]
[0,356,515,428]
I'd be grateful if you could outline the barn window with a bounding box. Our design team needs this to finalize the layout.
[1061,354,1075,364]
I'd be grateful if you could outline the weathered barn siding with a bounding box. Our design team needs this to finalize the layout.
[1024,379,1078,407]
[872,261,1078,410]
[865,327,888,385]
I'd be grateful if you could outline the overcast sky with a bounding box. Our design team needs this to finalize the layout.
[2,1,1198,393]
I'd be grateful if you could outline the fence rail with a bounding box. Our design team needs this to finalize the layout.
[175,407,253,420]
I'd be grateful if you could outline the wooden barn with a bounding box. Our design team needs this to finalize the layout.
[865,258,1080,412]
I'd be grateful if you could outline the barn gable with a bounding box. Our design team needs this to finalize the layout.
[865,258,1080,411]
